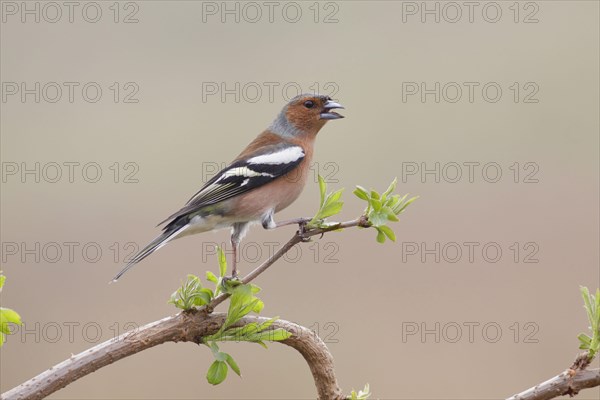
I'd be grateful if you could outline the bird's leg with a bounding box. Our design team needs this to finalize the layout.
[228,222,250,279]
[230,235,239,278]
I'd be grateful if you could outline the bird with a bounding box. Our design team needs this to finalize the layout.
[112,93,344,281]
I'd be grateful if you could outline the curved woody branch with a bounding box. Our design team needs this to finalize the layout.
[2,218,370,400]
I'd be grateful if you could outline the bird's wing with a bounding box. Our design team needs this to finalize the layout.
[157,143,305,228]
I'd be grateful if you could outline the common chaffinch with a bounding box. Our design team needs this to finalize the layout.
[113,94,344,281]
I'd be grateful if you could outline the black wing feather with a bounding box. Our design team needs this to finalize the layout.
[157,144,304,230]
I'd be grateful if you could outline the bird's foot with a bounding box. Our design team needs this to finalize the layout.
[273,216,310,229]
[296,218,312,242]
[221,275,242,293]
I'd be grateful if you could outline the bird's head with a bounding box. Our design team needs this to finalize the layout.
[269,94,344,137]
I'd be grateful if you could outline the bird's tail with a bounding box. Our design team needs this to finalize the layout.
[111,228,182,282]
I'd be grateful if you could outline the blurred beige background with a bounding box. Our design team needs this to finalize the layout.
[1,1,599,399]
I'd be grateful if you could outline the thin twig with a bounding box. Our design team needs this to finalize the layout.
[208,216,370,310]
[506,369,599,400]
[507,352,600,400]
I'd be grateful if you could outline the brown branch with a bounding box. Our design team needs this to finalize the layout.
[507,353,600,400]
[1,312,343,400]
[2,218,369,400]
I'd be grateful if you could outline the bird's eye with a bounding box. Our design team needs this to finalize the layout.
[303,100,315,109]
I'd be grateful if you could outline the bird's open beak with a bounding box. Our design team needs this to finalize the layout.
[320,100,345,120]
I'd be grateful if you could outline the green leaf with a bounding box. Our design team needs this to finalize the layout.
[578,333,592,349]
[354,180,418,246]
[218,284,260,333]
[368,211,388,227]
[0,306,22,348]
[252,299,265,314]
[371,198,382,212]
[219,323,260,341]
[250,284,261,294]
[192,289,212,306]
[353,186,369,201]
[219,318,277,342]
[0,274,22,348]
[217,247,227,277]
[266,328,292,341]
[168,274,213,310]
[350,383,371,400]
[206,360,228,385]
[376,228,386,243]
[318,175,327,208]
[319,201,344,220]
[0,323,10,335]
[206,271,218,284]
[383,206,399,222]
[226,354,241,377]
[378,225,396,242]
[579,286,600,359]
[382,178,397,200]
[214,351,228,362]
[327,189,343,204]
[245,329,286,343]
[257,317,277,331]
[395,196,419,215]
[308,179,345,228]
[208,341,220,354]
[0,308,22,326]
